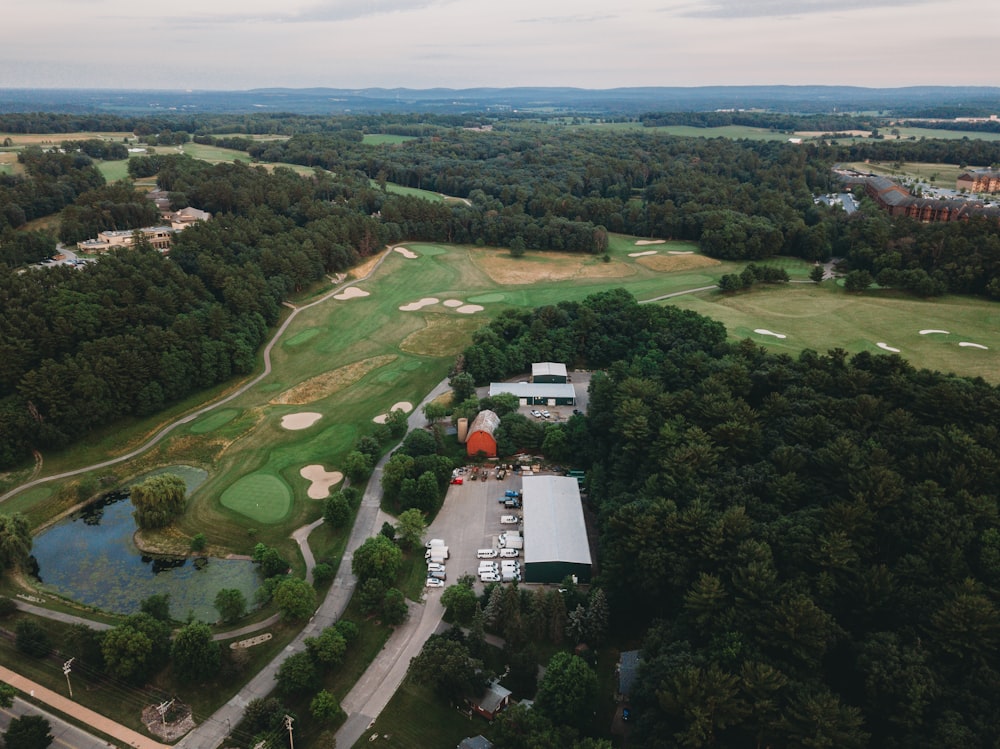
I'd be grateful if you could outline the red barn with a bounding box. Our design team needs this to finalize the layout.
[466,410,500,458]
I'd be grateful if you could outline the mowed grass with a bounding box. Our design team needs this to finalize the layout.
[177,141,249,163]
[665,282,1000,381]
[220,472,292,524]
[841,160,970,186]
[96,159,131,182]
[352,680,494,749]
[362,134,417,145]
[369,179,446,202]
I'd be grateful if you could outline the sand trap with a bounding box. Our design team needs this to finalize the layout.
[442,299,464,307]
[394,247,418,259]
[919,329,950,335]
[334,286,369,300]
[959,342,989,350]
[281,412,322,430]
[628,250,658,257]
[456,304,484,314]
[876,342,900,353]
[399,297,439,311]
[299,465,344,499]
[373,401,415,424]
[754,329,787,339]
[634,239,666,246]
[668,251,695,255]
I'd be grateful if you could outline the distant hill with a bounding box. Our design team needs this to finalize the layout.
[2,85,1000,116]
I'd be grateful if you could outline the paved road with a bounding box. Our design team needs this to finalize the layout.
[0,697,113,749]
[639,284,718,304]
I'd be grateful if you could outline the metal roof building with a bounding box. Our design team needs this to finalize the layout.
[488,381,576,406]
[522,475,592,584]
[532,361,568,383]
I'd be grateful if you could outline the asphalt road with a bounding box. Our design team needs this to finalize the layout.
[0,699,112,749]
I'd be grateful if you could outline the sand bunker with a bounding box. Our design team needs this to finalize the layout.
[919,329,950,335]
[959,342,989,350]
[394,247,418,259]
[271,355,397,405]
[457,304,484,314]
[628,250,658,257]
[634,239,666,246]
[399,297,439,311]
[754,329,787,339]
[334,287,370,300]
[281,412,322,430]
[299,465,344,499]
[876,343,901,353]
[372,402,414,424]
[443,299,464,308]
[668,251,695,255]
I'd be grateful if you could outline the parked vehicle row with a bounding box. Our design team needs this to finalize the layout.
[426,537,447,587]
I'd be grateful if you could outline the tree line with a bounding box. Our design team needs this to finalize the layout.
[458,288,1000,749]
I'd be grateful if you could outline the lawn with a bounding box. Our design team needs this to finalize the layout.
[178,141,250,163]
[840,160,970,187]
[369,179,446,203]
[362,134,417,145]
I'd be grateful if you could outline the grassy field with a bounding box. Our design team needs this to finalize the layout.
[841,160,970,187]
[362,134,417,145]
[0,131,133,146]
[176,142,249,163]
[96,159,131,182]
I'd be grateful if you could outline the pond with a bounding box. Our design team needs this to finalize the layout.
[31,467,261,623]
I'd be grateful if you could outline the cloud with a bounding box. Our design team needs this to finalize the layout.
[671,0,935,18]
[517,13,618,23]
[164,0,460,26]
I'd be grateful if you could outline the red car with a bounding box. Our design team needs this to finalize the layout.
[450,477,464,485]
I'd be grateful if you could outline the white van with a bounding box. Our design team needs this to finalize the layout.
[500,515,520,524]
[479,561,499,571]
[477,548,498,559]
[499,548,519,558]
[501,571,521,582]
[480,571,501,582]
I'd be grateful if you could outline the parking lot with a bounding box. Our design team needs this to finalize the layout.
[424,465,525,589]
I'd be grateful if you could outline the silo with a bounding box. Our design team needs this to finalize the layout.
[457,417,469,443]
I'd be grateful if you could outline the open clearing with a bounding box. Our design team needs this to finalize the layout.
[636,254,720,273]
[840,161,970,187]
[271,355,398,405]
[399,315,482,356]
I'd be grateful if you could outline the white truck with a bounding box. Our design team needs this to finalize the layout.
[427,547,449,563]
[498,532,523,550]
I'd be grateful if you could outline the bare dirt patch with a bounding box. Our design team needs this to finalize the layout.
[143,703,195,741]
[349,250,388,280]
[400,315,483,356]
[299,465,344,498]
[636,254,720,273]
[472,250,635,285]
[281,412,322,430]
[270,355,397,405]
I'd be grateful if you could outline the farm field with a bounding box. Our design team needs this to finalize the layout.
[0,131,134,146]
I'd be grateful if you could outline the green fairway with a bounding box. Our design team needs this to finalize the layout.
[96,159,130,182]
[220,472,292,523]
[189,408,240,434]
[665,282,1000,381]
[180,142,249,163]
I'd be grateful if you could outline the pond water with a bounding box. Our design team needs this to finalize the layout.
[32,468,261,622]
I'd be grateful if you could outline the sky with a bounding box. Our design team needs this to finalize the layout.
[2,0,997,90]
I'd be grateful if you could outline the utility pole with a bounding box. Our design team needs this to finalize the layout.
[62,658,74,698]
[156,699,175,728]
[284,714,295,749]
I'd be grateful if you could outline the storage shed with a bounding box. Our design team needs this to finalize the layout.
[466,409,500,458]
[521,475,592,583]
[531,361,568,383]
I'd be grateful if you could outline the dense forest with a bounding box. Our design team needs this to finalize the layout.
[460,289,1000,749]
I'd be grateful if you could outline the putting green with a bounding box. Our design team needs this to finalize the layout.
[468,292,505,303]
[220,472,292,524]
[189,409,239,434]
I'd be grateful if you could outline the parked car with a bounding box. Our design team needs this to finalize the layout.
[425,577,445,588]
[541,410,550,418]
[500,515,520,524]
[530,409,542,418]
[499,548,519,558]
[504,498,521,509]
[427,562,446,573]
[477,548,499,559]
[504,490,521,498]
[449,477,464,485]
[428,568,446,580]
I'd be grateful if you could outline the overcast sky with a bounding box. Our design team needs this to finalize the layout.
[2,0,996,90]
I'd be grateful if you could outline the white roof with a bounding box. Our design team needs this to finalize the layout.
[532,362,567,378]
[522,476,591,567]
[488,382,575,399]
